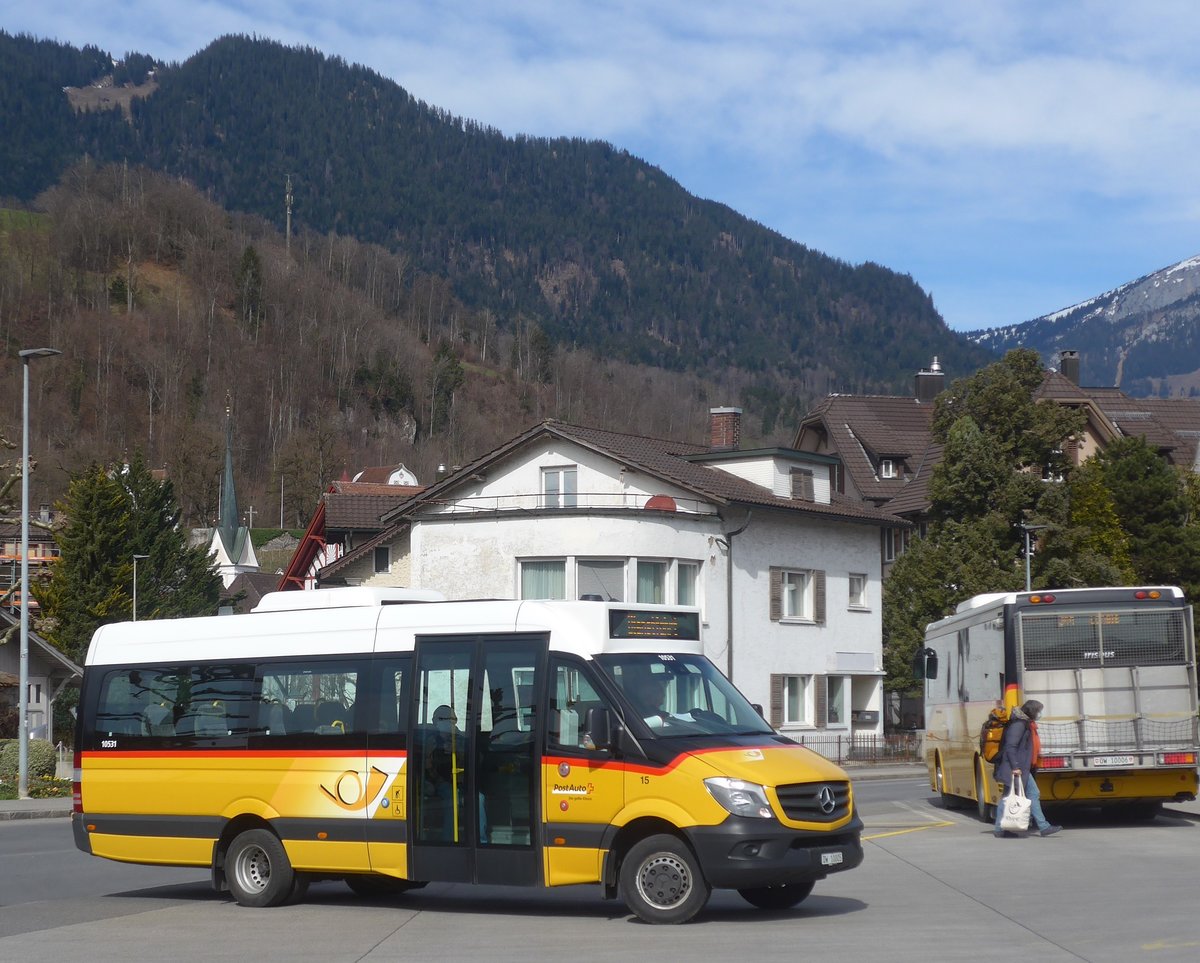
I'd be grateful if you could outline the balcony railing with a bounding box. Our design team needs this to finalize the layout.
[420,492,718,516]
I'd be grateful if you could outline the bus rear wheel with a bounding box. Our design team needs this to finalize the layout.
[619,834,711,924]
[226,829,295,908]
[738,880,815,910]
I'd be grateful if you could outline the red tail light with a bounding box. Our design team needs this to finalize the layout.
[1134,590,1162,600]
[1159,752,1196,766]
[1038,756,1068,769]
[1029,594,1056,605]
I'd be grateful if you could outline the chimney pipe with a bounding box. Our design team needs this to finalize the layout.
[1059,350,1080,386]
[914,357,945,403]
[709,407,743,451]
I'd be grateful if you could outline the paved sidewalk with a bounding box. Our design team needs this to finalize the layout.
[0,796,72,820]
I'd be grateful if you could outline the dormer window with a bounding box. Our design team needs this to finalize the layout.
[880,459,896,479]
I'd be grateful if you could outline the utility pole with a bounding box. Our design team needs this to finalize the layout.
[285,174,293,259]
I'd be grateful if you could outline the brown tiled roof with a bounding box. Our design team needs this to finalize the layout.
[882,443,944,518]
[323,488,421,531]
[382,419,904,528]
[794,395,935,505]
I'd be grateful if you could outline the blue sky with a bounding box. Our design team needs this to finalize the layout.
[6,1,1200,331]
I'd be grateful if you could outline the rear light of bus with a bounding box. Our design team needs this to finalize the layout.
[1159,751,1196,766]
[1029,594,1056,605]
[1038,756,1069,769]
[72,749,83,814]
[1134,590,1162,600]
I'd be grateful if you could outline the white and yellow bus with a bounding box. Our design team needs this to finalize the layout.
[73,589,862,923]
[916,586,1199,822]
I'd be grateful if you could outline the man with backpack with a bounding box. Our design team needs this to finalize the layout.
[993,699,1063,839]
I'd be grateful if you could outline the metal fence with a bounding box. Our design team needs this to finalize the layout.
[789,731,923,765]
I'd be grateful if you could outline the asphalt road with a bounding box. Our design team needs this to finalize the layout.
[3,774,1200,962]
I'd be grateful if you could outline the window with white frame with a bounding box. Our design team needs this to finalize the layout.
[676,562,699,606]
[769,673,811,727]
[541,466,578,508]
[636,559,667,604]
[519,560,566,599]
[769,567,826,624]
[848,573,868,609]
[880,459,896,479]
[883,527,909,562]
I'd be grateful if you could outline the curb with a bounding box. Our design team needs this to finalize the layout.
[0,803,72,821]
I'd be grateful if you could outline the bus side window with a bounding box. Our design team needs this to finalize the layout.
[548,659,612,753]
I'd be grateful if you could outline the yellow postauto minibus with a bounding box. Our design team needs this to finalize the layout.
[73,589,862,923]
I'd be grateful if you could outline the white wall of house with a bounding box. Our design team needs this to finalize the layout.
[730,512,883,732]
[319,436,884,736]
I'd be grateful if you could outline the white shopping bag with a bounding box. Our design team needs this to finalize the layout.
[999,772,1032,832]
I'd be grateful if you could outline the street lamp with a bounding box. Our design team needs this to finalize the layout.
[19,346,61,800]
[132,554,149,621]
[1020,522,1048,593]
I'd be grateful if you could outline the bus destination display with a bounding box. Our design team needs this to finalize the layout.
[609,609,700,641]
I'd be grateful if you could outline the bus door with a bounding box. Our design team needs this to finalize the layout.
[408,634,547,886]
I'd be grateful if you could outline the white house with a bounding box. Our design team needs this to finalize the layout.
[310,410,904,736]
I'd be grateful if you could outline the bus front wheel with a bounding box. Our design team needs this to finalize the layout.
[226,829,296,908]
[619,834,711,924]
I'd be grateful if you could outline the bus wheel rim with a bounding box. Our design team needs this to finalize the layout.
[637,853,692,908]
[234,845,271,894]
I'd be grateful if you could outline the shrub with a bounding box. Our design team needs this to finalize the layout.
[0,738,58,781]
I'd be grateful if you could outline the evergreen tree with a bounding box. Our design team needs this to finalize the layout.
[34,454,221,662]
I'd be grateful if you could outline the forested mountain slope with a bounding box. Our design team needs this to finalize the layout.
[0,31,992,407]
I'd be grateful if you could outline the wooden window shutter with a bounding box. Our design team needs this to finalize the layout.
[790,468,814,501]
[814,570,826,624]
[814,674,827,728]
[769,567,782,621]
[769,674,784,728]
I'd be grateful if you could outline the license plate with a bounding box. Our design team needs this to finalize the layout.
[820,852,844,867]
[1091,755,1136,767]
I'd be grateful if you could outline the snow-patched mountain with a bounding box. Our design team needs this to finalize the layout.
[967,256,1200,396]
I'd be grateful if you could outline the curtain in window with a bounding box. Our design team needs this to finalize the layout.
[636,560,666,603]
[578,559,624,601]
[676,563,698,605]
[521,561,566,599]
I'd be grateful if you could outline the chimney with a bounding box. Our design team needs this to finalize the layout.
[914,357,945,403]
[709,407,742,451]
[1059,350,1080,386]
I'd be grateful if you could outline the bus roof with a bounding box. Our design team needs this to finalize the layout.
[84,597,706,666]
[927,585,1185,633]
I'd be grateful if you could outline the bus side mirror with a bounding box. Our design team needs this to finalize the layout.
[752,703,765,719]
[585,706,613,750]
[912,647,938,680]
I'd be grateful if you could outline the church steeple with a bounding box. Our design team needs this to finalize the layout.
[218,397,240,557]
[208,394,258,589]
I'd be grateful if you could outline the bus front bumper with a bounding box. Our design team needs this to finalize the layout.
[686,811,864,889]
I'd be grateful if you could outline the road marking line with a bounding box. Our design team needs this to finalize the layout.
[864,821,954,840]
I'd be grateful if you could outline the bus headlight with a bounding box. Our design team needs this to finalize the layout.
[704,777,774,819]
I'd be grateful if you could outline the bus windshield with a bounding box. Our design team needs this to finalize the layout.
[597,653,775,737]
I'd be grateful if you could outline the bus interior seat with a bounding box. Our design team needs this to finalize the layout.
[289,703,316,732]
[141,702,175,736]
[261,701,287,736]
[179,701,228,738]
[315,700,347,734]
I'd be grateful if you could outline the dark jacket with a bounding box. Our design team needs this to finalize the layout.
[994,709,1036,787]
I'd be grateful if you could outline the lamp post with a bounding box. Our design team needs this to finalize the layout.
[18,346,61,800]
[1020,522,1048,593]
[132,554,149,621]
